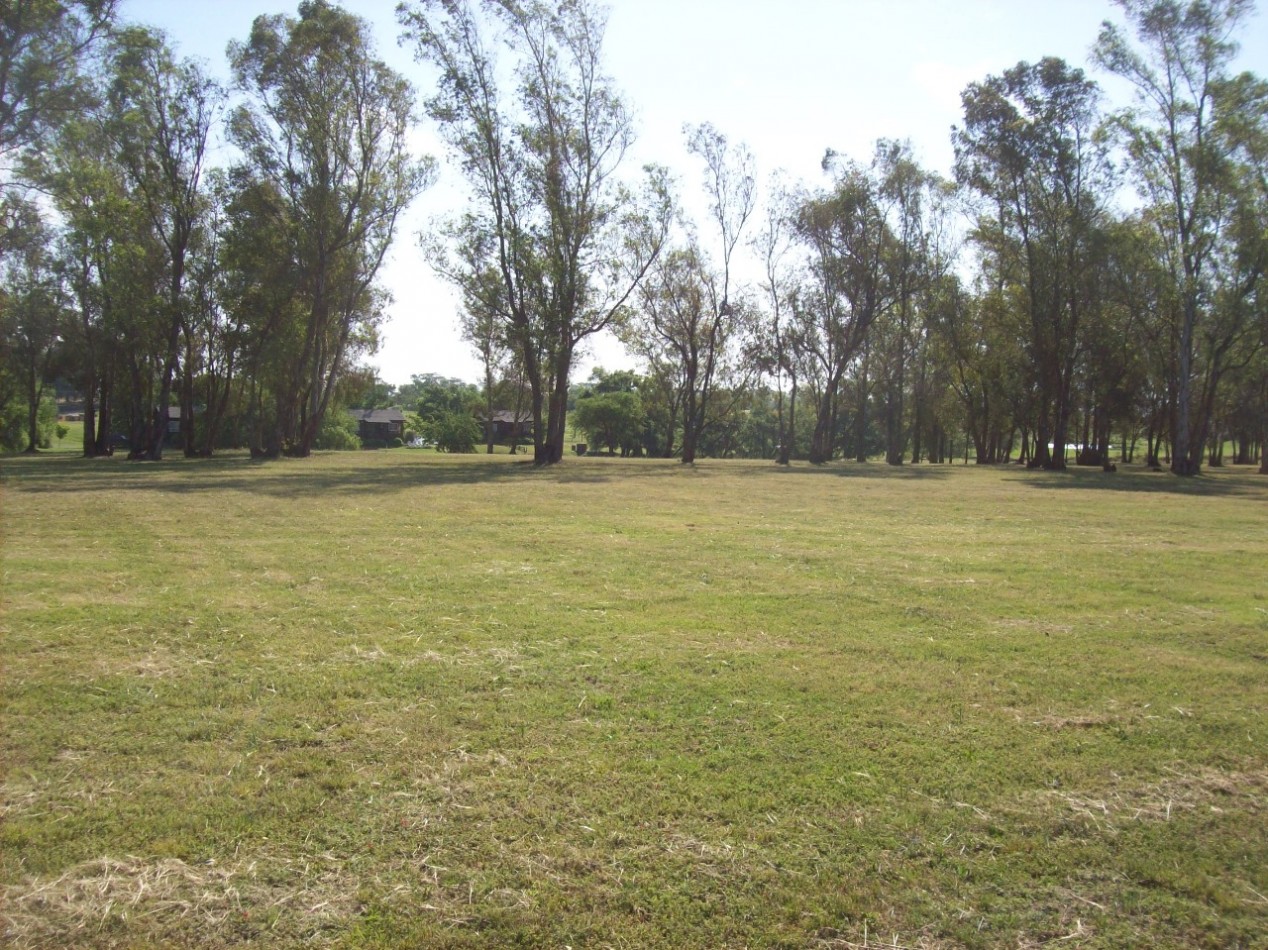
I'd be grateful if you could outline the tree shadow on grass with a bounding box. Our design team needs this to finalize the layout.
[736,461,955,480]
[0,453,984,498]
[0,451,732,497]
[21,454,1254,500]
[1004,463,1266,498]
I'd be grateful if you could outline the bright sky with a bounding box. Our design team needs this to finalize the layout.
[121,0,1268,386]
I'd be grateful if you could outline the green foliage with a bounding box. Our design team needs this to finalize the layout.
[0,396,25,452]
[313,410,360,451]
[0,0,117,158]
[573,390,644,455]
[227,2,433,457]
[0,393,57,453]
[401,0,672,463]
[429,408,479,453]
[402,411,425,443]
[398,374,478,426]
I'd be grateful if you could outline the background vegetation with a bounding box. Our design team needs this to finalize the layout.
[2,1,1266,473]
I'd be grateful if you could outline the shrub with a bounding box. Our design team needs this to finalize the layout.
[314,412,361,451]
[431,410,480,453]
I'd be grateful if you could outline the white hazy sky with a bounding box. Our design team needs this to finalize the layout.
[122,0,1268,386]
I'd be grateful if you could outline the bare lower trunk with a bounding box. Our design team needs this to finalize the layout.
[1260,386,1268,475]
[777,379,797,466]
[1171,299,1198,476]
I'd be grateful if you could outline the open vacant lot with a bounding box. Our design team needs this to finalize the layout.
[2,452,1266,948]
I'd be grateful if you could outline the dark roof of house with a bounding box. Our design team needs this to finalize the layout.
[484,409,533,423]
[349,409,406,423]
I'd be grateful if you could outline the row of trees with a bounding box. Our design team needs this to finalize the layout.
[1,0,430,457]
[2,0,1265,474]
[424,0,1266,474]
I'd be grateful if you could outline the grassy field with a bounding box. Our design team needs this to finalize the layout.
[1,451,1266,949]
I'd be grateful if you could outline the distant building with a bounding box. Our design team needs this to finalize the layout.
[481,409,534,441]
[349,408,406,443]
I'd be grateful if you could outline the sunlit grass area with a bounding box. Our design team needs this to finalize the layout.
[2,451,1266,948]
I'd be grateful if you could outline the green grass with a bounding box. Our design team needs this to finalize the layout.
[39,419,84,453]
[2,452,1266,948]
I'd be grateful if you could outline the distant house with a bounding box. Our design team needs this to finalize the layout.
[349,408,406,443]
[482,409,534,442]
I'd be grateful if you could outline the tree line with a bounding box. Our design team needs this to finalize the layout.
[2,0,1265,475]
[1,0,430,458]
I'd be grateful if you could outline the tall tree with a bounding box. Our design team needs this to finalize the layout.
[401,0,670,464]
[0,0,117,173]
[625,242,752,461]
[108,27,219,459]
[231,0,432,457]
[793,158,899,464]
[622,128,757,462]
[0,198,65,452]
[1094,0,1257,475]
[32,109,136,455]
[752,178,802,465]
[955,57,1112,471]
[868,141,951,466]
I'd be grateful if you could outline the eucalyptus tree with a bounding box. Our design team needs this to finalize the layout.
[0,199,66,452]
[1094,0,1262,475]
[620,124,757,463]
[1210,68,1268,471]
[626,243,752,461]
[955,57,1112,471]
[0,0,117,177]
[231,0,432,457]
[213,168,301,457]
[454,257,514,453]
[793,158,900,464]
[618,126,755,464]
[182,171,253,456]
[752,178,802,464]
[401,0,671,464]
[867,141,954,465]
[32,110,137,455]
[1080,216,1157,467]
[927,276,1022,465]
[108,26,219,458]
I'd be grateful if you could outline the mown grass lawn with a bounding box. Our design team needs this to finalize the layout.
[2,451,1266,948]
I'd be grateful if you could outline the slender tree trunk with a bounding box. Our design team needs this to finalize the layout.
[1172,296,1199,476]
[681,380,700,464]
[94,371,114,456]
[854,348,870,464]
[1260,376,1268,475]
[484,358,495,454]
[83,395,97,456]
[777,377,797,465]
[25,367,43,453]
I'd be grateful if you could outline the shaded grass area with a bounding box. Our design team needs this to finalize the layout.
[2,452,1266,948]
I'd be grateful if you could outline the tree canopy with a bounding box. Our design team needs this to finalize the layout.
[1,0,1266,474]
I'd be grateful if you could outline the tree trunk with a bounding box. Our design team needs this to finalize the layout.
[24,364,42,453]
[1171,297,1199,475]
[681,383,700,464]
[777,377,797,466]
[1259,388,1268,475]
[484,362,495,454]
